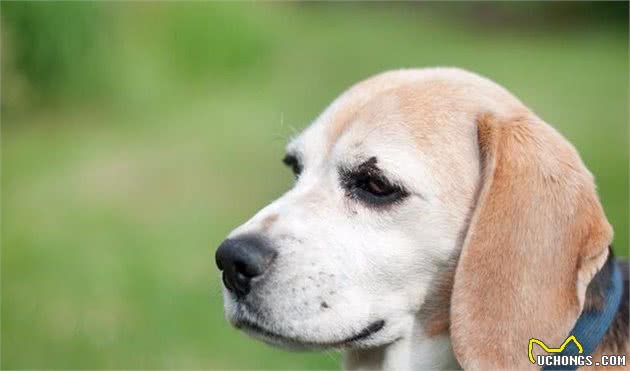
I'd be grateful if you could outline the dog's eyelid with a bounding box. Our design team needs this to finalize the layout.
[351,157,404,185]
[339,157,411,207]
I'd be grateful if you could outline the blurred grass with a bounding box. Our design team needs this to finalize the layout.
[1,2,628,369]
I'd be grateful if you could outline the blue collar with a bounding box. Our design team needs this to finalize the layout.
[543,261,623,370]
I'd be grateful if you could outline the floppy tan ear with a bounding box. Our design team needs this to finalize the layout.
[450,112,613,369]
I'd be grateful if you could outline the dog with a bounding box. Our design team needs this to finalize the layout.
[215,68,629,370]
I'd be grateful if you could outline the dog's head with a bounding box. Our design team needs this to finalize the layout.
[216,68,612,368]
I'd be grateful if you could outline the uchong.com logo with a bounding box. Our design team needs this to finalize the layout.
[529,336,626,367]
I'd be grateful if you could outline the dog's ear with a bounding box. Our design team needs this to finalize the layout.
[450,113,613,369]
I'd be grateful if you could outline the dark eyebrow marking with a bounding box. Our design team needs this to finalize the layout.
[339,156,381,187]
[340,156,380,178]
[357,156,378,171]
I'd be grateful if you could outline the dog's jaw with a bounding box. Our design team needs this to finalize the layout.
[344,324,459,371]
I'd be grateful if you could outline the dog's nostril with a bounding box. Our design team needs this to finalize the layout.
[234,260,258,278]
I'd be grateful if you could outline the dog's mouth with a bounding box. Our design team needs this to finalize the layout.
[234,317,386,349]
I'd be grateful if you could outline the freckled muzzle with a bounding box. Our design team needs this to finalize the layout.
[215,235,277,298]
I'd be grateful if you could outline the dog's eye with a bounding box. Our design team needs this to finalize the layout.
[282,154,302,178]
[341,159,408,207]
[358,175,393,197]
[353,173,406,205]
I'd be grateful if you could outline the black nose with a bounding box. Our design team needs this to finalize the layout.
[215,235,277,298]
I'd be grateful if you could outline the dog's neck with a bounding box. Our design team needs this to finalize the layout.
[343,336,457,371]
[343,319,459,371]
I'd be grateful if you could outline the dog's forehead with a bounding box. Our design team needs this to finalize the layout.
[288,68,524,162]
[288,70,422,158]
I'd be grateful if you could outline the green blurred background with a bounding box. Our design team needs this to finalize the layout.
[1,2,628,369]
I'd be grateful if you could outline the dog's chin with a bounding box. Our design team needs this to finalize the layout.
[226,301,387,351]
[235,317,387,351]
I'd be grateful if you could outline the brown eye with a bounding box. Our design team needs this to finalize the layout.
[340,157,409,207]
[364,177,391,196]
[344,173,408,206]
[359,175,396,197]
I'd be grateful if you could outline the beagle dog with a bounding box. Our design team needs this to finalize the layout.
[215,68,629,370]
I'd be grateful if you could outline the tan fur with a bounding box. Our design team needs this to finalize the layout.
[260,213,279,231]
[450,112,613,370]
[422,265,455,338]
